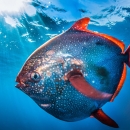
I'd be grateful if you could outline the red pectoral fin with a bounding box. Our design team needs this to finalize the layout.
[67,70,112,100]
[92,109,119,128]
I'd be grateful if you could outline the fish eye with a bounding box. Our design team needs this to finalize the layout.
[31,72,41,82]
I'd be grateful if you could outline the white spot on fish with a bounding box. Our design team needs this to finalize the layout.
[41,104,51,108]
[84,73,88,77]
[46,71,52,77]
[40,89,43,92]
[92,80,95,83]
[71,69,73,71]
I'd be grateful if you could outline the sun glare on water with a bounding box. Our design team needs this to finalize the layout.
[0,0,32,13]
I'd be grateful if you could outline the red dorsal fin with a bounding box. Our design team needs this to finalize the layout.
[70,17,90,31]
[70,17,125,51]
[92,109,119,128]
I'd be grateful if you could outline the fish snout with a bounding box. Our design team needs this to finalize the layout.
[16,75,20,83]
[16,75,26,88]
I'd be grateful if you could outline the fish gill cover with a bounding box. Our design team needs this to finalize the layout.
[0,0,130,130]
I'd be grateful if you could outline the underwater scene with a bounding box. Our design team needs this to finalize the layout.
[0,0,130,130]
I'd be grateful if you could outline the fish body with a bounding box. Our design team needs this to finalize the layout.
[16,18,130,127]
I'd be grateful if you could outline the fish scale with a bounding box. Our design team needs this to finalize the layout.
[16,17,130,128]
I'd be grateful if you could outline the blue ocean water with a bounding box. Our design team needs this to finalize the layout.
[0,0,130,130]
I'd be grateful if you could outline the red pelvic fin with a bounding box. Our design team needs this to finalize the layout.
[66,69,112,101]
[124,45,130,67]
[92,109,119,128]
[70,17,90,31]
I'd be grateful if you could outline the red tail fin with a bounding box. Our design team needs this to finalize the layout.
[124,45,130,67]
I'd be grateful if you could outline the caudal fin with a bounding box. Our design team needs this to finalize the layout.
[124,45,130,67]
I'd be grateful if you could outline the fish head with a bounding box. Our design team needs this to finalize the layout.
[15,53,45,96]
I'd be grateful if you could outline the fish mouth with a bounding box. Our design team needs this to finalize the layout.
[15,76,26,88]
[15,83,26,88]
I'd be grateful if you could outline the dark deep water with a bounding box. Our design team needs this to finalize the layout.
[0,0,130,130]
